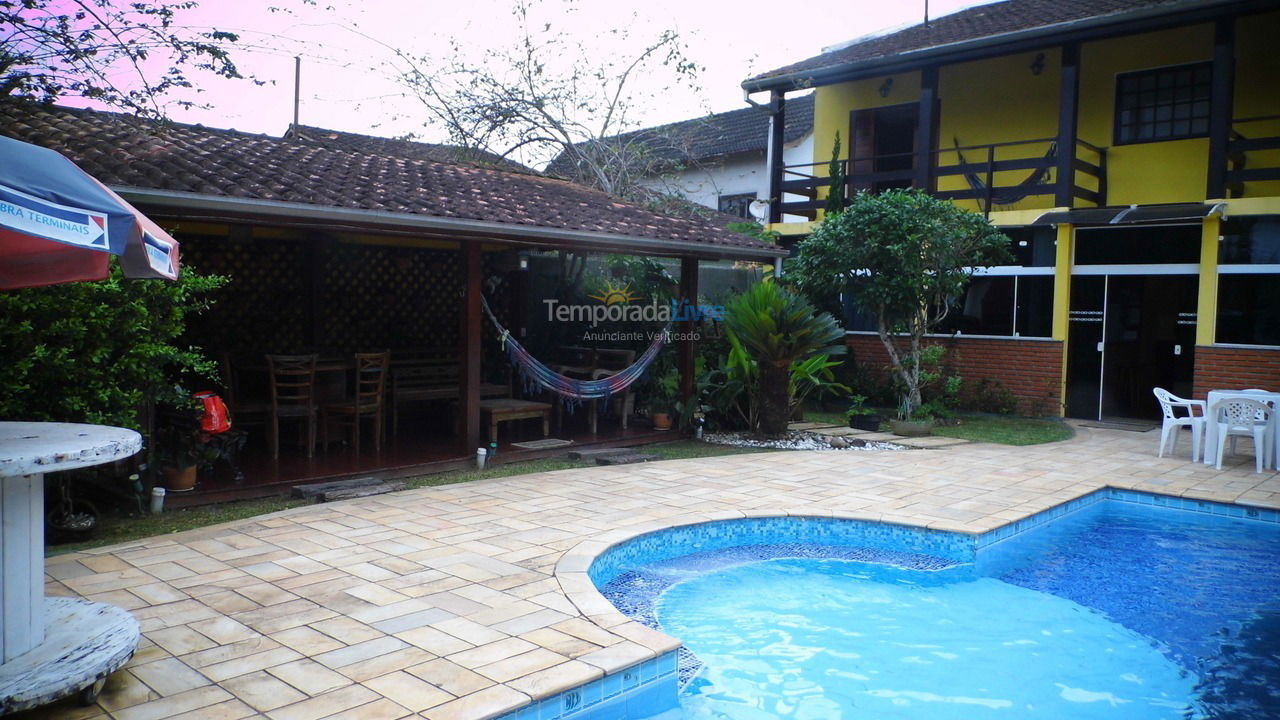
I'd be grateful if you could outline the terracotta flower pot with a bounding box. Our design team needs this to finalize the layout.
[652,413,673,431]
[163,465,198,492]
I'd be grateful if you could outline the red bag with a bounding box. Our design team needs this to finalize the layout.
[194,391,231,434]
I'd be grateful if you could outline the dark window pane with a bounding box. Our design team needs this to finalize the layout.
[1076,226,1201,265]
[1220,216,1280,264]
[940,277,1015,336]
[717,193,755,219]
[1115,62,1214,144]
[1217,274,1280,345]
[1016,276,1055,337]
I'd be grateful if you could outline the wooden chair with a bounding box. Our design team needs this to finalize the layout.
[323,351,390,456]
[266,353,319,459]
[219,353,270,431]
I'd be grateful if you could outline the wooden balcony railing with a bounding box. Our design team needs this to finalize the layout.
[777,137,1107,219]
[1225,115,1280,196]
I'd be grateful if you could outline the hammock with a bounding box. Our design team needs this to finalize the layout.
[954,138,1057,210]
[480,295,672,405]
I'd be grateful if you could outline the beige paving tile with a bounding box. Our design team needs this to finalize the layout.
[419,684,528,720]
[111,686,233,720]
[267,658,354,695]
[221,670,307,712]
[265,684,379,720]
[362,671,454,712]
[405,658,494,698]
[146,626,218,656]
[129,657,212,696]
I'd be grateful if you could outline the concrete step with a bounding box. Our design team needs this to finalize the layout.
[595,453,661,466]
[293,476,392,502]
[567,447,632,460]
[320,481,408,502]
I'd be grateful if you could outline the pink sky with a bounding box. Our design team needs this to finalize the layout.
[62,0,995,167]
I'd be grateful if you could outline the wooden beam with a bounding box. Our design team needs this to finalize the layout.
[915,66,939,192]
[1207,17,1236,199]
[767,91,786,224]
[678,257,699,408]
[1055,43,1080,208]
[458,242,482,454]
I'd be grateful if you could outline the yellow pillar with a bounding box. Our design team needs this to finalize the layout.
[1051,224,1074,417]
[1196,216,1220,347]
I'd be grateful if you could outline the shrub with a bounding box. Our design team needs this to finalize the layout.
[0,262,226,429]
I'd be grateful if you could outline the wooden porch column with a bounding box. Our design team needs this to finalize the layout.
[1206,18,1235,200]
[914,66,939,192]
[1055,44,1080,208]
[767,91,786,224]
[458,242,482,454]
[678,257,699,407]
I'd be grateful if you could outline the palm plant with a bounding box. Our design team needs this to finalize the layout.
[723,282,846,437]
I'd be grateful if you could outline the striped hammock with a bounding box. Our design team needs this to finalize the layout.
[481,296,672,404]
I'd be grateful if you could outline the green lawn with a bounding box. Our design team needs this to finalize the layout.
[50,440,760,555]
[933,415,1075,446]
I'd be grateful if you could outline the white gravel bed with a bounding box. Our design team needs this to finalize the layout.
[702,431,903,451]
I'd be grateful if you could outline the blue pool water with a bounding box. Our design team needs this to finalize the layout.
[603,500,1280,719]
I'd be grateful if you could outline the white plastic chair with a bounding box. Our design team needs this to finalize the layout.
[1152,387,1206,462]
[1209,397,1274,473]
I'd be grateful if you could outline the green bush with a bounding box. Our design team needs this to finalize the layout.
[0,263,226,429]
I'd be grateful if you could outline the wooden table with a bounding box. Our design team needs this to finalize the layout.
[0,423,142,712]
[479,399,553,444]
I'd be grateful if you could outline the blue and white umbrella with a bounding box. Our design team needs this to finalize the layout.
[0,135,178,289]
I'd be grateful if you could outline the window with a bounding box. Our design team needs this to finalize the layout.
[1217,275,1280,345]
[842,227,1056,338]
[1075,225,1201,265]
[717,193,755,219]
[1220,217,1280,264]
[1218,215,1280,346]
[1115,62,1212,145]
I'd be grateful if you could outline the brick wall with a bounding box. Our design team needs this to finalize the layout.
[847,334,1064,416]
[1192,346,1280,398]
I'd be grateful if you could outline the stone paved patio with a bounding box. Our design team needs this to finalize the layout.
[22,423,1280,720]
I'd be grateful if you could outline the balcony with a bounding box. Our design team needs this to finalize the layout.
[777,137,1107,220]
[1224,115,1280,197]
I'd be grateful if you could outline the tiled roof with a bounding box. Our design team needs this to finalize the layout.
[285,124,533,173]
[545,95,813,178]
[748,0,1202,85]
[0,102,781,257]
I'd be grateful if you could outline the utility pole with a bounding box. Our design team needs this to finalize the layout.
[292,56,301,129]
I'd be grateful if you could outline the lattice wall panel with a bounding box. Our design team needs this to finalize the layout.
[180,234,309,354]
[318,243,460,351]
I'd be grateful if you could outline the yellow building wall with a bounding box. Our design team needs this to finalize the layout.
[803,11,1280,217]
[1078,23,1213,205]
[936,49,1063,214]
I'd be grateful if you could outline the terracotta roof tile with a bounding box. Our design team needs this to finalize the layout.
[748,0,1196,84]
[0,102,781,256]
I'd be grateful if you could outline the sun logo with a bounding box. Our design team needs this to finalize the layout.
[590,280,639,305]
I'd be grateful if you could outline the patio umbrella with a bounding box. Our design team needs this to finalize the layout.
[0,135,178,290]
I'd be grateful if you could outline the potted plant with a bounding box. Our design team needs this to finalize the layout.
[846,395,883,432]
[649,370,680,431]
[155,416,203,491]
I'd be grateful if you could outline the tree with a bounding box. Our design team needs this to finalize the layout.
[825,131,846,216]
[1,0,252,118]
[380,0,700,199]
[790,190,1011,419]
[722,282,845,437]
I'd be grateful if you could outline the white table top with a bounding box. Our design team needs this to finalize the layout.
[0,422,142,478]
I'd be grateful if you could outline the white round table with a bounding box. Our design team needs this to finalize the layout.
[0,422,143,713]
[1202,390,1280,469]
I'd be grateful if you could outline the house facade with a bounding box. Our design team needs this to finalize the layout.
[546,97,815,222]
[746,0,1280,419]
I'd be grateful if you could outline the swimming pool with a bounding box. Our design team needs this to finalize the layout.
[585,492,1280,719]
